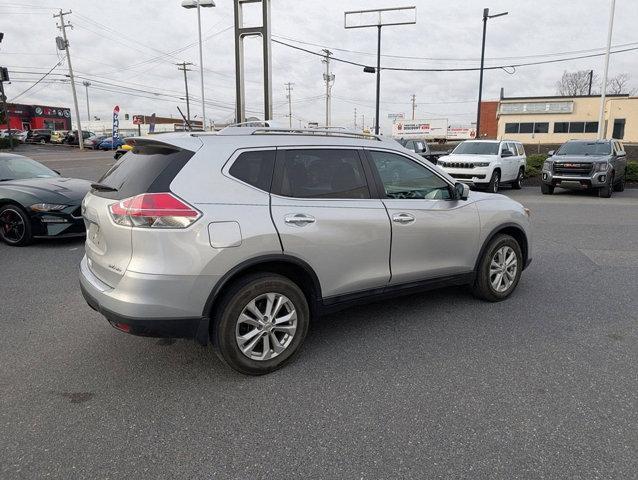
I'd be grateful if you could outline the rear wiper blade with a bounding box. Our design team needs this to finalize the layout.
[0,178,14,182]
[90,182,118,192]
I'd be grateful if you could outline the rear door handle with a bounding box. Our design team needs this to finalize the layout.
[284,214,316,226]
[392,213,415,224]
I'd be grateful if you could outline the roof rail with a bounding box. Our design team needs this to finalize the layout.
[215,126,382,140]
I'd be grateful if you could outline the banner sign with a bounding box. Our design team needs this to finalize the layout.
[112,105,120,150]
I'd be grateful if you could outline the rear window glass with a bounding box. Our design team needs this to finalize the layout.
[94,143,194,199]
[229,150,275,191]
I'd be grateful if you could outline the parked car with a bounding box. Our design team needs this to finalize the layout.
[0,129,28,143]
[79,127,532,375]
[437,140,526,193]
[84,135,109,149]
[50,130,70,144]
[541,139,627,198]
[65,130,95,145]
[0,153,90,246]
[396,138,440,164]
[97,136,125,150]
[27,129,52,144]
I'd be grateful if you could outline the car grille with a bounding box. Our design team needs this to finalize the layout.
[553,162,593,176]
[452,174,486,180]
[443,162,479,169]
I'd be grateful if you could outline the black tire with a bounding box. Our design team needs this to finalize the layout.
[0,205,33,246]
[471,234,523,302]
[614,170,625,192]
[599,172,614,198]
[512,167,524,190]
[211,273,310,375]
[488,170,500,193]
[541,183,554,195]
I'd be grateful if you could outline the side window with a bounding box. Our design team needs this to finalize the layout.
[516,143,525,156]
[229,150,276,192]
[278,149,370,199]
[506,142,517,155]
[368,150,451,200]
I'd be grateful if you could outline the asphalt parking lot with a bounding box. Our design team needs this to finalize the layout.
[1,146,637,479]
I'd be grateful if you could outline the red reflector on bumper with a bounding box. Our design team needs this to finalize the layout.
[112,322,131,333]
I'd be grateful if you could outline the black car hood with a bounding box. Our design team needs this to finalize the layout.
[0,177,92,203]
[552,154,611,164]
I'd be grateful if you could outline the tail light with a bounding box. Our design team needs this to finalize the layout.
[109,192,200,228]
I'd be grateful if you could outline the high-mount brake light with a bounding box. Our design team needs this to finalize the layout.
[108,193,200,228]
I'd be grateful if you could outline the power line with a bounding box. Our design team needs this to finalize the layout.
[9,57,66,102]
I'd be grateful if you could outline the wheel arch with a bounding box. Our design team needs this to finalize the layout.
[203,254,322,324]
[474,223,529,274]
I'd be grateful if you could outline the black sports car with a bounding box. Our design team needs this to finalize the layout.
[0,153,91,246]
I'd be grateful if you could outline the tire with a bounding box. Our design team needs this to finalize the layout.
[488,170,500,193]
[599,172,614,198]
[614,171,625,192]
[472,234,523,302]
[211,273,310,375]
[512,167,524,190]
[0,205,33,246]
[541,183,554,195]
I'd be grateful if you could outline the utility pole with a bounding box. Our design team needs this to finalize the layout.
[411,94,417,120]
[284,82,294,128]
[177,62,193,124]
[354,107,357,128]
[82,81,91,123]
[598,0,616,139]
[54,10,84,149]
[322,49,334,127]
[587,70,594,96]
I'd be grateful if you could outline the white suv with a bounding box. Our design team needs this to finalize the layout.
[437,140,526,193]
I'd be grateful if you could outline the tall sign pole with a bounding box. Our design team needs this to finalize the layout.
[322,49,334,127]
[53,10,84,149]
[598,0,616,139]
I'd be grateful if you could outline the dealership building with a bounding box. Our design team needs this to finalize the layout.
[0,103,72,131]
[480,93,638,144]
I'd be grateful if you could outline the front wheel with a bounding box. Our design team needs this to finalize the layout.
[488,170,500,193]
[472,234,523,302]
[599,172,614,198]
[614,171,625,192]
[0,205,33,246]
[212,273,310,375]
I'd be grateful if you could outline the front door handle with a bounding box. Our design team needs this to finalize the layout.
[392,213,415,224]
[284,214,316,226]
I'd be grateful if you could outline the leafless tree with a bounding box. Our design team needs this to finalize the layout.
[555,70,598,96]
[605,73,636,95]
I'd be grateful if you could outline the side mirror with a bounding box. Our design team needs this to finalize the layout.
[454,182,469,201]
[547,150,555,156]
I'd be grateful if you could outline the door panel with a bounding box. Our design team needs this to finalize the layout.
[366,149,480,284]
[271,148,391,298]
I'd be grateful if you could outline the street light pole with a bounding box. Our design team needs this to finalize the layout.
[598,0,616,139]
[82,80,91,123]
[475,8,507,139]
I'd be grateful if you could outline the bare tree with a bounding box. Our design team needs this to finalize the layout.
[555,70,598,96]
[605,73,636,95]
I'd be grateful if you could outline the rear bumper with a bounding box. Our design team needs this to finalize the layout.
[79,255,211,344]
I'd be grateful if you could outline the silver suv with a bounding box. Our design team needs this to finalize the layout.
[80,127,532,375]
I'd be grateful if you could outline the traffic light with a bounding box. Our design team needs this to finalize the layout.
[0,67,9,82]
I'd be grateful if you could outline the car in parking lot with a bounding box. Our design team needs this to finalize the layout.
[79,127,532,375]
[84,134,109,149]
[0,153,90,246]
[541,139,627,198]
[437,140,526,193]
[65,130,95,145]
[50,130,70,144]
[0,129,28,143]
[97,135,126,150]
[26,129,52,144]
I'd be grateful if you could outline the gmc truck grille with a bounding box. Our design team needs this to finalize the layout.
[553,163,593,176]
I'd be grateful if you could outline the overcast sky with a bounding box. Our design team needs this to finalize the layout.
[1,0,637,132]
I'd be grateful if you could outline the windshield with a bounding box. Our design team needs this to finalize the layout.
[556,142,611,156]
[452,141,499,155]
[0,156,58,181]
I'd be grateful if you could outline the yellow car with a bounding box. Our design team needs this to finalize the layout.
[50,130,69,144]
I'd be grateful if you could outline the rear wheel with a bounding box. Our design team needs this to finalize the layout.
[512,167,524,190]
[599,172,614,198]
[472,234,523,302]
[212,273,310,375]
[488,170,500,193]
[541,183,554,195]
[0,205,33,246]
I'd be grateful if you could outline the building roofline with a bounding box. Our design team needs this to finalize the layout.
[500,94,630,101]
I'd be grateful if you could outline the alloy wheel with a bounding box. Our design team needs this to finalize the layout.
[235,292,298,361]
[489,246,518,293]
[0,208,26,243]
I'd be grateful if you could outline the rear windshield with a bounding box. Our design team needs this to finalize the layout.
[452,141,499,155]
[94,143,194,199]
[556,142,611,156]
